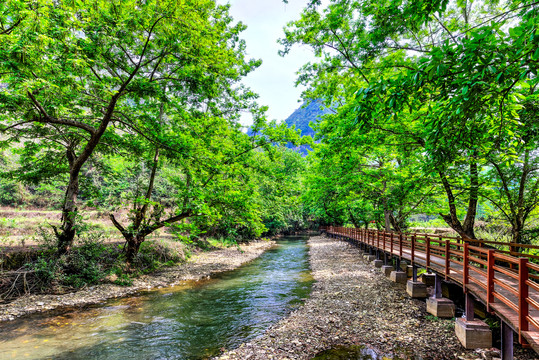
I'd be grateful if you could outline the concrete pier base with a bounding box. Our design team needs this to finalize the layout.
[400,261,408,272]
[373,259,383,268]
[390,271,408,284]
[365,255,376,262]
[406,280,428,298]
[426,297,455,318]
[421,273,436,286]
[381,265,394,277]
[406,265,413,277]
[455,317,492,349]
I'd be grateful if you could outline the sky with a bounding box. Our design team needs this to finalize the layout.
[223,0,317,125]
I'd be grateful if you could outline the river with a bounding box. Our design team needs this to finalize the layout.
[0,236,313,360]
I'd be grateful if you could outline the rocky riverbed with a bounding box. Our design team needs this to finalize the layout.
[217,236,536,360]
[0,240,274,322]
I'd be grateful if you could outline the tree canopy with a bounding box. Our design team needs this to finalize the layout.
[283,0,539,244]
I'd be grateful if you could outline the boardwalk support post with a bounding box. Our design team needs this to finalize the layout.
[501,321,514,360]
[407,265,427,298]
[465,293,474,321]
[427,274,455,318]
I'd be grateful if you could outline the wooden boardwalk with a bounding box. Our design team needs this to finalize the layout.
[322,226,539,355]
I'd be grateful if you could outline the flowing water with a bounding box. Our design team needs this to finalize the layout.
[0,237,313,360]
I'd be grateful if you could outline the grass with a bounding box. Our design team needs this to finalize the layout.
[0,208,145,247]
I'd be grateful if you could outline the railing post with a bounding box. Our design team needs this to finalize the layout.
[487,249,495,311]
[426,235,431,271]
[445,240,450,280]
[399,233,403,259]
[519,258,529,344]
[377,231,380,250]
[411,234,416,266]
[463,243,469,291]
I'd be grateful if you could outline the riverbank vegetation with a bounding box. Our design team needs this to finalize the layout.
[0,0,312,297]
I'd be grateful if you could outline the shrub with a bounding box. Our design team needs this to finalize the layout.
[135,239,186,272]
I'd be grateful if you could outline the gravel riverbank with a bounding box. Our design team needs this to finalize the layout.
[0,240,274,322]
[218,236,535,360]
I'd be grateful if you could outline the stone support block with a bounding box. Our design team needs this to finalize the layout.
[426,297,455,318]
[381,265,394,277]
[390,271,407,284]
[406,280,428,298]
[365,255,376,262]
[406,265,414,277]
[421,273,436,286]
[455,317,492,349]
[373,259,383,268]
[400,261,408,271]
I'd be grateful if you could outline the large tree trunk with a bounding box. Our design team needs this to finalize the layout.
[126,234,145,264]
[462,160,479,239]
[438,168,477,240]
[389,213,402,232]
[56,156,80,254]
[383,209,392,231]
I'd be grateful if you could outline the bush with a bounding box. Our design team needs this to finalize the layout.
[28,226,188,293]
[135,239,186,272]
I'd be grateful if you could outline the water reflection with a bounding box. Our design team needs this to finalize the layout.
[0,237,313,360]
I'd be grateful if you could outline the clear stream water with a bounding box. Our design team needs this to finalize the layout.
[0,236,314,360]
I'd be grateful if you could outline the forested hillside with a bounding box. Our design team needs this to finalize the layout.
[283,100,331,155]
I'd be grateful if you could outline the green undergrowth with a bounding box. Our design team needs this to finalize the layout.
[24,231,252,293]
[27,229,189,291]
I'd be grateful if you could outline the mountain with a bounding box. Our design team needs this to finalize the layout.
[246,100,331,155]
[284,99,332,155]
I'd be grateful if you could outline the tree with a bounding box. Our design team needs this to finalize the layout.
[104,96,305,262]
[0,0,260,253]
[283,0,539,242]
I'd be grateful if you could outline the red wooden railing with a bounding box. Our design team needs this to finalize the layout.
[319,226,539,352]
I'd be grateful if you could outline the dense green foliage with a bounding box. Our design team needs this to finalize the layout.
[2,0,539,293]
[0,0,310,277]
[283,0,539,244]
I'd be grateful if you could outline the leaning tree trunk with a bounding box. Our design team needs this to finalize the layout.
[56,167,80,254]
[383,209,392,232]
[438,167,478,241]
